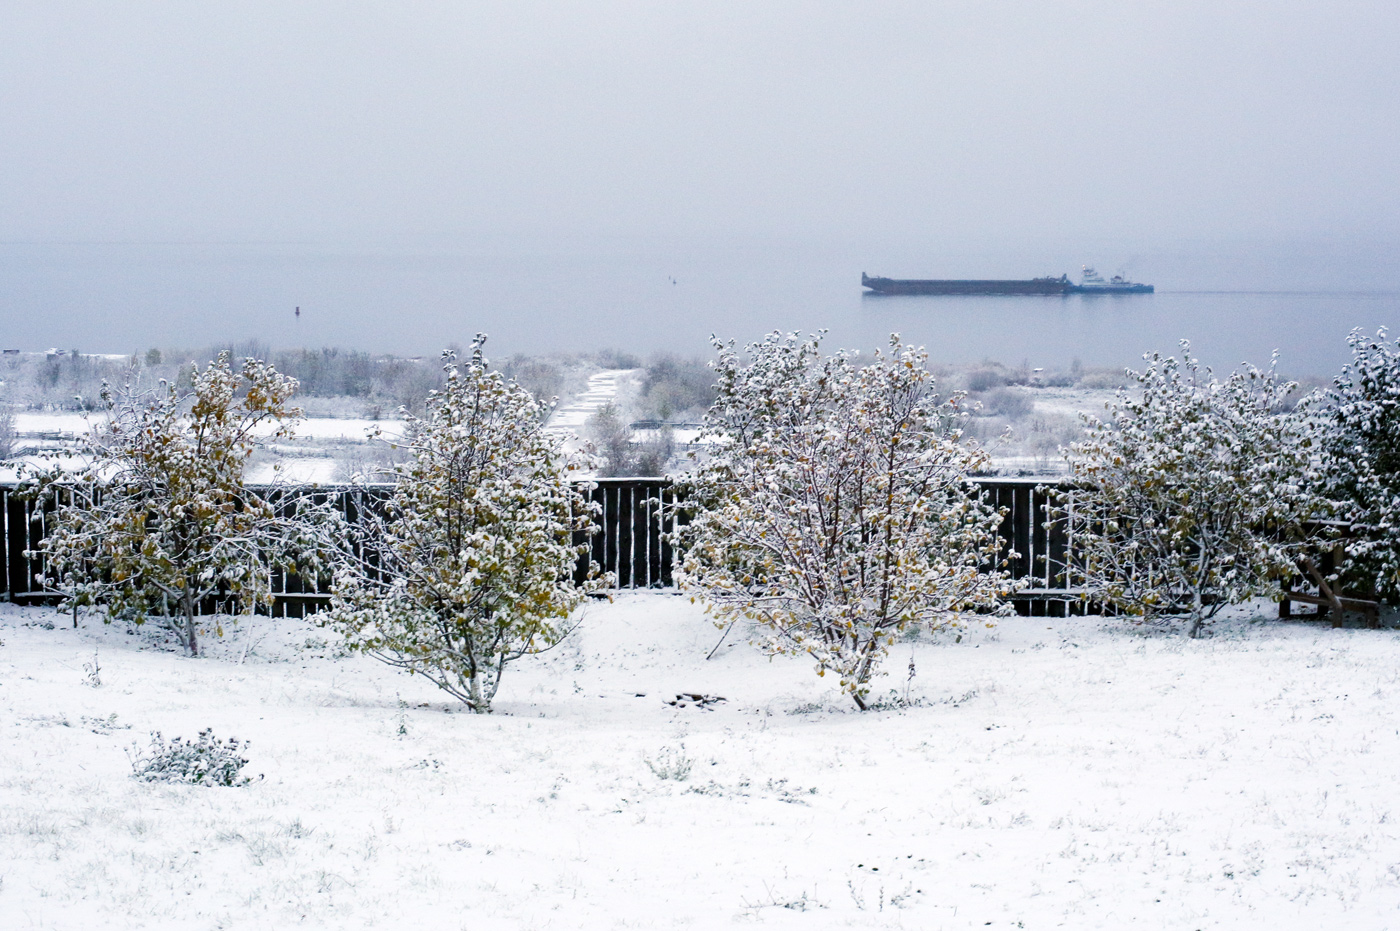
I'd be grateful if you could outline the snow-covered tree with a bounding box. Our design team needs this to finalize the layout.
[586,402,674,476]
[679,332,1013,709]
[585,402,634,475]
[1063,343,1324,636]
[322,338,607,714]
[0,399,15,461]
[1312,328,1400,602]
[29,353,324,655]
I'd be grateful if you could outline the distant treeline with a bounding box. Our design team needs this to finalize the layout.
[0,343,718,423]
[0,344,448,416]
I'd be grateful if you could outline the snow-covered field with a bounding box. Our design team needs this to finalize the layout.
[3,594,1399,929]
[11,412,400,442]
[5,381,1120,481]
[7,369,641,482]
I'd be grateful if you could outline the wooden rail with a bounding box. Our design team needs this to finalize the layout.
[0,477,1082,617]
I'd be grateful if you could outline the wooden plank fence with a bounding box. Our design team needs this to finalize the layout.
[0,477,1084,617]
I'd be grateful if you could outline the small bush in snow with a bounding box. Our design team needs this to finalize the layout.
[679,332,1013,709]
[1063,343,1324,637]
[861,691,927,712]
[128,729,255,787]
[644,745,694,781]
[323,337,608,714]
[82,649,101,688]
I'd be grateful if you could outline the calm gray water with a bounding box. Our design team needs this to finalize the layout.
[4,240,1399,376]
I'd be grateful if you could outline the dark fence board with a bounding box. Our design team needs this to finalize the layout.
[9,490,39,599]
[604,484,620,583]
[630,485,648,587]
[1030,485,1050,587]
[646,488,663,587]
[658,483,677,588]
[0,487,9,596]
[1,477,1075,613]
[616,483,633,588]
[1013,484,1033,582]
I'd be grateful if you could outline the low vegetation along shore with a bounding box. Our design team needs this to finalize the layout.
[1,341,1171,476]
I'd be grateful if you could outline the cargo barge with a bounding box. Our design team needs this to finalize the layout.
[861,272,1072,295]
[861,267,1153,295]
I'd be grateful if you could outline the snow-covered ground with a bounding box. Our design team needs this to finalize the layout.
[1024,386,1119,421]
[6,381,1117,481]
[3,594,1399,929]
[11,412,401,443]
[9,372,638,482]
[7,412,404,485]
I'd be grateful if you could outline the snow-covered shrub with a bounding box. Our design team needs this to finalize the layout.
[1063,343,1324,636]
[964,368,1006,392]
[644,745,694,781]
[27,353,333,656]
[586,402,634,475]
[637,353,717,422]
[128,729,255,787]
[978,387,1033,419]
[679,332,1013,709]
[586,403,675,476]
[1312,328,1400,602]
[322,338,608,714]
[82,649,101,688]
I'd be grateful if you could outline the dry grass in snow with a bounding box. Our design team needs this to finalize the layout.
[2,594,1399,929]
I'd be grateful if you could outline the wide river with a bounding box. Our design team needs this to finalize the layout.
[4,240,1399,377]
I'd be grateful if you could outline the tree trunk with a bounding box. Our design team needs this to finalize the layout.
[850,636,881,709]
[182,590,200,657]
[468,672,489,713]
[1188,551,1211,639]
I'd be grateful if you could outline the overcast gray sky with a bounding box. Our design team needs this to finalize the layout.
[3,0,1397,251]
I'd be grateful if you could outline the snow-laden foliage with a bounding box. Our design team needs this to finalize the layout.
[1312,328,1400,602]
[1063,343,1324,636]
[322,338,607,714]
[127,729,255,787]
[679,332,1013,709]
[28,354,330,656]
[0,399,15,460]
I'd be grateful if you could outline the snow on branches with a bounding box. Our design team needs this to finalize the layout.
[1064,342,1324,637]
[321,337,607,714]
[1312,328,1400,602]
[28,353,326,655]
[679,332,1013,709]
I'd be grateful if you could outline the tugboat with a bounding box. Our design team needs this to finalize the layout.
[1069,266,1153,294]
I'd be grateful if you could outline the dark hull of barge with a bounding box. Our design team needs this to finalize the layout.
[861,272,1072,296]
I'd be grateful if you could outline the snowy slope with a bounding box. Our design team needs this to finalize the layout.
[2,594,1399,929]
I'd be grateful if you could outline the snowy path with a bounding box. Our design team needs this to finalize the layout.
[545,367,638,435]
[3,595,1400,929]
